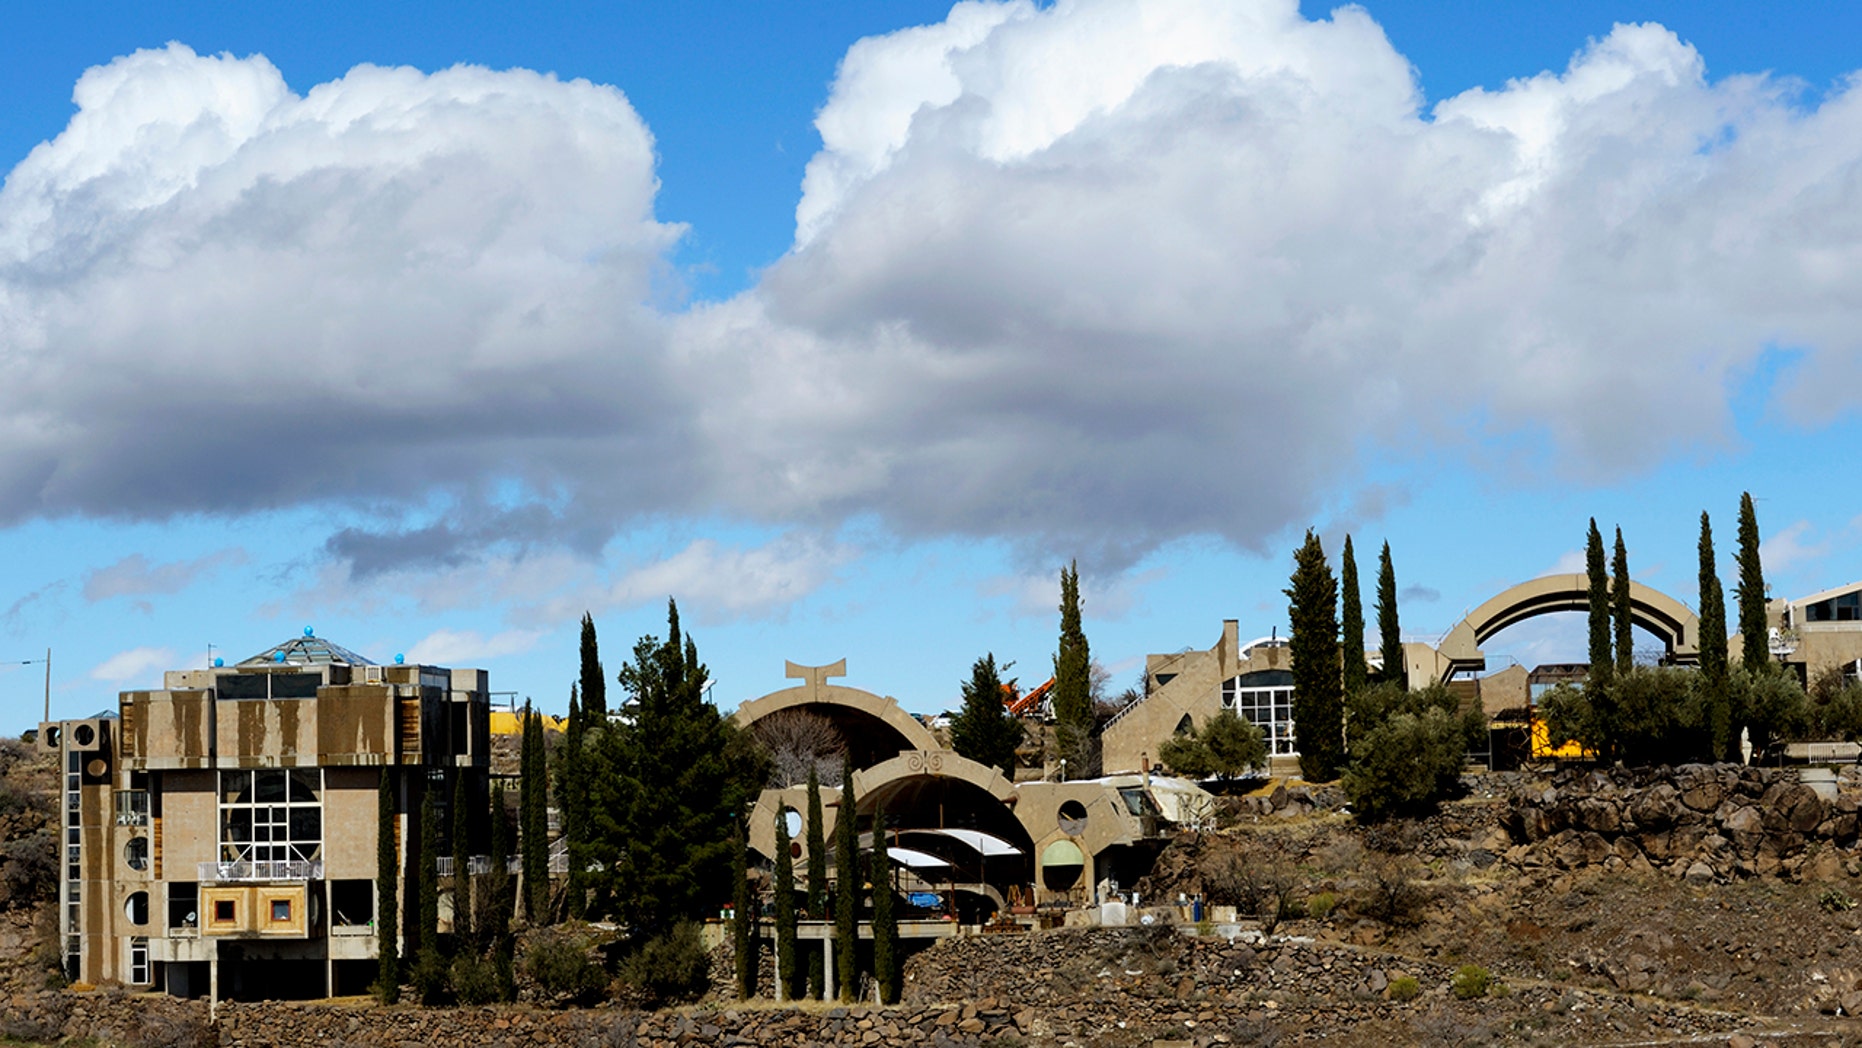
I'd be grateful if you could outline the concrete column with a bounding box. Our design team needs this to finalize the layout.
[773,935,785,1002]
[823,937,836,1002]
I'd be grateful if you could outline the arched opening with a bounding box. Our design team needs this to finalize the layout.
[125,891,149,926]
[1041,840,1085,892]
[861,774,1032,925]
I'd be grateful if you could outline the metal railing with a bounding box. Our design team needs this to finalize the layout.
[436,856,520,877]
[198,859,322,883]
[115,791,149,827]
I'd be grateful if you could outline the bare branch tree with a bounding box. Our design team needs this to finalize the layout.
[751,709,846,788]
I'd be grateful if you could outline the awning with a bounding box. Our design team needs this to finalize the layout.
[887,847,951,869]
[901,827,1023,857]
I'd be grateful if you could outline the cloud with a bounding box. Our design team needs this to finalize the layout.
[1542,550,1587,576]
[1761,519,1828,577]
[13,9,1862,579]
[83,548,248,603]
[1,581,65,634]
[405,628,544,666]
[983,565,1162,621]
[523,534,857,626]
[90,646,175,683]
[1400,584,1441,604]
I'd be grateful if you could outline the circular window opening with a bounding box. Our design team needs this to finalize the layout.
[1041,840,1085,892]
[73,724,96,747]
[1057,800,1089,836]
[44,726,61,746]
[125,837,149,872]
[782,807,803,840]
[125,891,149,926]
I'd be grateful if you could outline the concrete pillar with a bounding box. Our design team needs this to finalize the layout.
[773,934,785,1002]
[823,936,836,1002]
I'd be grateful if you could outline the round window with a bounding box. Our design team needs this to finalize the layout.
[125,837,149,872]
[124,891,149,926]
[1057,800,1089,836]
[782,807,803,839]
[74,723,96,747]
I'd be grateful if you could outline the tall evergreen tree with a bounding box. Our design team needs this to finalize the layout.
[484,784,515,1000]
[834,754,858,1002]
[731,821,755,1000]
[375,768,400,1003]
[559,685,588,920]
[1286,530,1344,781]
[1584,519,1617,762]
[580,612,607,719]
[1052,561,1094,775]
[1612,527,1634,674]
[519,702,550,923]
[1698,511,1733,760]
[773,808,799,999]
[1376,541,1405,689]
[414,786,445,1003]
[1737,492,1770,669]
[949,654,1022,777]
[584,599,766,934]
[870,804,899,1005]
[449,771,472,948]
[1340,535,1368,696]
[804,767,828,1000]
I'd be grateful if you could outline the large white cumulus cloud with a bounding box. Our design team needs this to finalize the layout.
[10,2,1862,585]
[693,0,1862,563]
[0,43,683,545]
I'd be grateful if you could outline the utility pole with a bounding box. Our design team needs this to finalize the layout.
[43,648,50,723]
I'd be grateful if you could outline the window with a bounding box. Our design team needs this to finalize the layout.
[168,883,198,931]
[124,891,149,926]
[213,899,236,924]
[129,938,149,985]
[1225,671,1297,757]
[125,837,149,872]
[270,899,292,922]
[219,769,322,869]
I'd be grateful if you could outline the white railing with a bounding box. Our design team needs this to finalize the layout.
[436,856,521,877]
[198,859,322,883]
[115,791,149,826]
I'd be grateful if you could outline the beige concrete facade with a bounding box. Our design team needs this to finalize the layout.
[41,634,489,1000]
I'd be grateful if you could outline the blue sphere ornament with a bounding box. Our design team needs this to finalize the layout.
[274,651,286,663]
[395,653,405,665]
[303,625,314,637]
[213,657,224,668]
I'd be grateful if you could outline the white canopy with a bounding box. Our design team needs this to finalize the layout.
[886,847,951,869]
[902,827,1022,857]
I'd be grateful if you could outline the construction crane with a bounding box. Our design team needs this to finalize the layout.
[1004,676,1054,719]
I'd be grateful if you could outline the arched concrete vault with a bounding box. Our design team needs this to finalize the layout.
[1436,574,1700,678]
[733,660,941,772]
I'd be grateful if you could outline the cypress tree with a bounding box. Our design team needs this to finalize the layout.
[1286,529,1344,781]
[1737,492,1770,669]
[414,786,444,1003]
[1340,536,1367,696]
[1376,541,1404,689]
[1698,512,1732,760]
[1052,561,1093,775]
[580,612,607,719]
[560,684,587,920]
[804,767,828,999]
[732,820,755,999]
[449,771,472,948]
[773,808,799,999]
[834,754,858,1002]
[1585,519,1616,761]
[870,803,898,1005]
[949,654,1022,778]
[485,784,515,1000]
[375,768,400,1003]
[519,702,549,923]
[1612,527,1634,674]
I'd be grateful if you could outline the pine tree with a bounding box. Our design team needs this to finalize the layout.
[949,654,1022,777]
[1585,519,1617,762]
[375,767,400,1003]
[1698,511,1732,761]
[1612,527,1634,674]
[1376,541,1405,689]
[773,807,799,999]
[731,821,755,1000]
[1286,529,1344,781]
[1737,492,1770,670]
[870,804,898,1005]
[580,612,607,720]
[804,767,828,999]
[584,599,765,934]
[1340,535,1367,696]
[414,786,446,1004]
[1052,561,1094,776]
[560,684,587,920]
[834,754,858,1002]
[449,771,472,948]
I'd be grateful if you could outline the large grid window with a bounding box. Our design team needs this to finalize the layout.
[1223,672,1297,757]
[219,770,322,866]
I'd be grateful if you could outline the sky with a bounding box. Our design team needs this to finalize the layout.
[5,0,1862,730]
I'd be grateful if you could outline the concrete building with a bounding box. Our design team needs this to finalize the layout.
[38,632,490,1000]
[1753,580,1862,683]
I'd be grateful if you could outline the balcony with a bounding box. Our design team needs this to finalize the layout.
[198,859,323,883]
[114,791,149,827]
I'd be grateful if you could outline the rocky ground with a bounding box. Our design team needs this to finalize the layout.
[0,733,59,994]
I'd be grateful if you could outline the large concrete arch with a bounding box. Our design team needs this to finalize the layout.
[1437,574,1700,678]
[733,659,941,771]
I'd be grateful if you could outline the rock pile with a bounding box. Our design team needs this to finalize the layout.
[1502,765,1861,882]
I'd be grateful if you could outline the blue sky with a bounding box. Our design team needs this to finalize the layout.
[4,0,1862,729]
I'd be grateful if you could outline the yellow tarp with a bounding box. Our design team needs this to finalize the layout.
[489,710,564,735]
[1529,715,1592,760]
